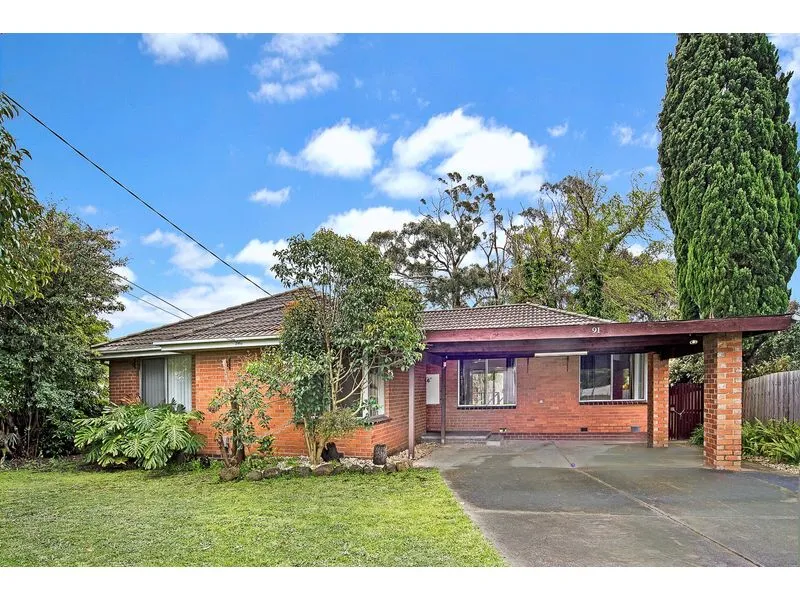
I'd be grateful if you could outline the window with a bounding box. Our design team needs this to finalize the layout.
[579,353,646,402]
[140,355,192,410]
[458,358,516,407]
[361,368,385,418]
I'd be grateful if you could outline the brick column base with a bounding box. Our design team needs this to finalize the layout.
[647,352,669,448]
[703,332,743,470]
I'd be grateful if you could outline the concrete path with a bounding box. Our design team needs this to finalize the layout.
[417,441,799,566]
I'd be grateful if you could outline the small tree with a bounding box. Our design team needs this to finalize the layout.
[253,230,425,464]
[207,359,272,466]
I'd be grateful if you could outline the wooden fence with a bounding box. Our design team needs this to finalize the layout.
[743,370,800,422]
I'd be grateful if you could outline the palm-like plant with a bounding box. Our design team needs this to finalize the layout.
[74,402,204,469]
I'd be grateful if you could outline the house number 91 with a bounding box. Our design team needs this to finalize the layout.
[591,327,601,334]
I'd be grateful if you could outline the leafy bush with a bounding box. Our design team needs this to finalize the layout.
[742,419,800,465]
[208,363,272,466]
[689,424,704,446]
[74,402,204,469]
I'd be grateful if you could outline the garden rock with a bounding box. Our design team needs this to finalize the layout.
[395,460,411,472]
[313,463,335,476]
[362,464,376,474]
[295,466,312,477]
[245,469,263,481]
[346,463,364,473]
[332,463,347,475]
[321,442,343,462]
[263,467,282,479]
[219,466,241,482]
[384,462,397,474]
[372,444,388,465]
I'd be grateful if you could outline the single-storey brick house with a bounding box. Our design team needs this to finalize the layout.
[95,289,793,471]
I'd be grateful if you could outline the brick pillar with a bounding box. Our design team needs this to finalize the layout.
[703,332,743,470]
[647,352,669,448]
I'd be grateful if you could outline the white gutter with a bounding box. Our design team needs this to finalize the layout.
[96,349,180,359]
[151,337,279,352]
[96,336,280,359]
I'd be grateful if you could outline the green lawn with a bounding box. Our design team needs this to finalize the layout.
[0,464,504,566]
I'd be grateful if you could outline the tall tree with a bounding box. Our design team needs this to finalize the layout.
[369,173,513,308]
[0,93,61,305]
[0,208,127,458]
[658,34,800,318]
[510,171,671,320]
[251,229,425,464]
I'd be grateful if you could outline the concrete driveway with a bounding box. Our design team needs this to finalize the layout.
[417,441,799,566]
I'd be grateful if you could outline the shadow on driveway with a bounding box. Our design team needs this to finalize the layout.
[417,441,799,567]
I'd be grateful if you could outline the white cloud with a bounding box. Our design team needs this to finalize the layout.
[140,34,227,64]
[275,120,384,178]
[354,77,364,89]
[112,264,136,283]
[628,243,645,256]
[249,186,290,206]
[771,34,800,120]
[142,229,217,271]
[372,167,436,199]
[79,204,98,215]
[250,34,341,103]
[319,206,416,241]
[547,122,569,137]
[375,108,547,199]
[233,239,288,270]
[266,34,341,58]
[612,123,659,148]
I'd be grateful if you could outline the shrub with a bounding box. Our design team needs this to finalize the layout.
[74,402,204,469]
[742,419,800,465]
[208,362,272,467]
[689,424,704,446]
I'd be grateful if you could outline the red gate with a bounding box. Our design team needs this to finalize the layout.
[669,383,703,440]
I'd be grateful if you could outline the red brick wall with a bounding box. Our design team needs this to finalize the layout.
[647,353,669,448]
[192,350,422,459]
[703,332,743,470]
[109,359,140,404]
[426,356,647,435]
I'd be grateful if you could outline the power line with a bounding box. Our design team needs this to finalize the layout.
[123,291,186,321]
[116,274,194,319]
[3,92,272,297]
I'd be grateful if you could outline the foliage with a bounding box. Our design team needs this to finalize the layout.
[208,362,272,466]
[669,353,705,385]
[659,34,800,319]
[0,93,61,305]
[689,424,704,446]
[742,419,800,464]
[0,467,504,566]
[370,173,515,308]
[743,302,800,378]
[254,229,425,464]
[73,402,204,470]
[509,171,674,320]
[0,208,127,458]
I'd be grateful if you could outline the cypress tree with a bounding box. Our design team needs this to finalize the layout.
[658,34,800,318]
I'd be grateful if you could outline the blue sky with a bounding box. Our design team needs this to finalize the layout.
[2,33,799,336]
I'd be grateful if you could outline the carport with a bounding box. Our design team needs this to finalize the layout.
[420,313,793,471]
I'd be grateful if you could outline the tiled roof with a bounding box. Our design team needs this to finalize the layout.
[96,289,611,356]
[421,303,612,331]
[95,288,309,354]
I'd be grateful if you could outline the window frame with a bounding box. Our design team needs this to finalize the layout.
[361,367,386,419]
[457,357,517,408]
[578,352,648,404]
[139,355,193,410]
